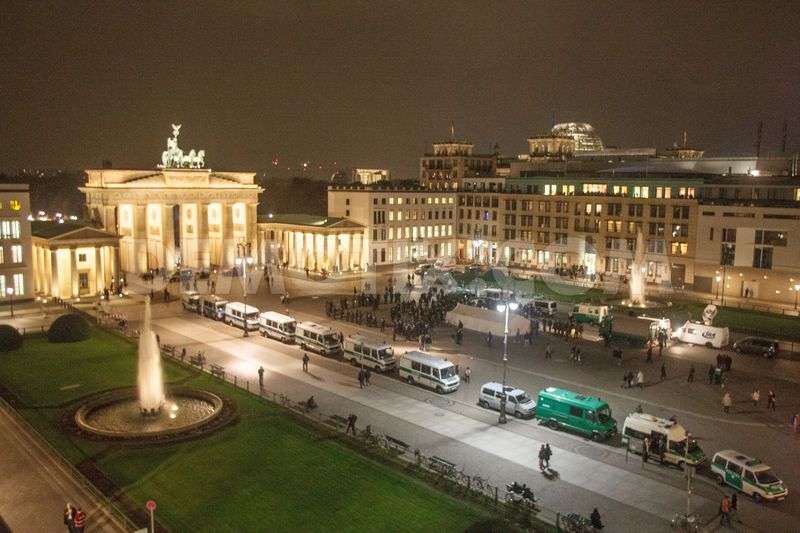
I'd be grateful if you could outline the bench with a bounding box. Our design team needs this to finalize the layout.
[210,363,225,380]
[429,456,457,476]
[161,344,175,357]
[385,435,410,453]
[326,414,348,429]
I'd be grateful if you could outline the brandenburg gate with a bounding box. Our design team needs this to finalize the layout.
[80,126,262,275]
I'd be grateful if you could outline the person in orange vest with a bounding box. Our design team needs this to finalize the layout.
[73,506,86,533]
[719,495,731,526]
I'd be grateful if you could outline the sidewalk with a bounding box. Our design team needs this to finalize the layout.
[0,402,129,533]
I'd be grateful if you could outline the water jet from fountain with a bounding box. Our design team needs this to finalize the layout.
[137,297,165,414]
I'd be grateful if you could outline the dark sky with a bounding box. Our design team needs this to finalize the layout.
[2,1,799,179]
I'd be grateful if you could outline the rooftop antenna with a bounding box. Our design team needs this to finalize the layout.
[683,130,688,147]
[450,121,455,142]
[755,121,763,157]
[782,119,788,153]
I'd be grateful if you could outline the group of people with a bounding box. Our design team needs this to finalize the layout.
[63,503,86,532]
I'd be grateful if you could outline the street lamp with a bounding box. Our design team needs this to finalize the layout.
[684,431,693,516]
[715,274,721,302]
[235,242,254,337]
[5,287,14,318]
[794,283,800,310]
[496,295,519,424]
[720,265,727,307]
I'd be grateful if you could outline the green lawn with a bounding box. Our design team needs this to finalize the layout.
[0,331,491,532]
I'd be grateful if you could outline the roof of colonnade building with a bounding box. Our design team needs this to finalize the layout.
[31,220,120,241]
[257,214,364,228]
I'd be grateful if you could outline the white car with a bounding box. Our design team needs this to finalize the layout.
[478,382,537,418]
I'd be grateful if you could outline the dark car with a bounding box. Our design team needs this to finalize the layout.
[414,263,433,276]
[733,337,779,358]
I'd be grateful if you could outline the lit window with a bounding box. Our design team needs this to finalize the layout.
[11,245,22,263]
[13,273,23,295]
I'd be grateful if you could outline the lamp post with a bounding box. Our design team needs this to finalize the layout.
[684,431,693,517]
[5,287,14,317]
[720,265,726,307]
[794,283,800,310]
[235,242,254,337]
[715,274,721,302]
[496,295,519,424]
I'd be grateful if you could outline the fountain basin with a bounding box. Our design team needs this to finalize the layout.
[74,387,225,440]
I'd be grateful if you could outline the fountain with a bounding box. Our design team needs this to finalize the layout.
[629,231,647,306]
[137,298,165,414]
[73,298,230,442]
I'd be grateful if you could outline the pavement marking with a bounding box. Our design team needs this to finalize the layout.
[59,384,81,390]
[156,317,713,522]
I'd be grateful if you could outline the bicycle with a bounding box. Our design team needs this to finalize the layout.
[561,513,594,533]
[671,512,705,532]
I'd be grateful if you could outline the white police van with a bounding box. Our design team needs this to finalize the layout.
[343,334,395,371]
[224,301,259,331]
[258,311,296,343]
[296,322,341,356]
[398,350,459,394]
[201,295,228,320]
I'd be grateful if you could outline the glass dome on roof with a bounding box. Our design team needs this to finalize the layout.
[551,123,604,151]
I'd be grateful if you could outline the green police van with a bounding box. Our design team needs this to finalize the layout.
[710,450,788,503]
[535,387,617,441]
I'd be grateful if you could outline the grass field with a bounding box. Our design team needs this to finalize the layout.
[0,331,492,532]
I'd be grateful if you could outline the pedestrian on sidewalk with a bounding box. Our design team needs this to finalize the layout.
[636,370,644,388]
[346,413,358,435]
[545,343,552,359]
[722,391,733,414]
[302,352,309,372]
[642,437,650,463]
[731,493,742,523]
[767,390,777,411]
[73,506,86,533]
[538,444,546,470]
[63,503,75,532]
[358,368,366,389]
[590,508,604,530]
[646,345,653,363]
[752,389,760,407]
[719,495,732,526]
[708,364,715,384]
[687,364,695,383]
[660,362,667,382]
[464,366,471,383]
[365,368,372,386]
[486,331,493,347]
[258,366,264,387]
[544,443,552,468]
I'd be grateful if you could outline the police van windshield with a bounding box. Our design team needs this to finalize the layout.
[755,469,780,485]
[440,366,456,379]
[597,407,612,423]
[377,347,393,360]
[323,333,339,345]
[514,393,532,404]
[245,310,259,320]
[284,322,296,334]
[671,438,701,455]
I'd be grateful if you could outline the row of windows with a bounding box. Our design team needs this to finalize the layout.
[0,220,21,239]
[372,225,453,241]
[363,196,455,206]
[0,273,24,296]
[373,210,454,223]
[0,245,23,264]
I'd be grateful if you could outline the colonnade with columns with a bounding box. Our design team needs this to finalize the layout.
[260,225,366,273]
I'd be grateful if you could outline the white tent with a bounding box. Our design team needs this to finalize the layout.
[445,303,530,335]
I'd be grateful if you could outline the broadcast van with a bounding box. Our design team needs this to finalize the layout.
[671,321,729,348]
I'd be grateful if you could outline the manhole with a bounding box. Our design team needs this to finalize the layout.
[434,412,445,417]
[574,444,609,460]
[425,397,455,408]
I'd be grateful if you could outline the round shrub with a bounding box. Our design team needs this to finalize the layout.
[48,313,90,343]
[0,324,23,352]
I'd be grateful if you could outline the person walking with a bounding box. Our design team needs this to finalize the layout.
[708,364,715,385]
[719,495,731,526]
[660,362,667,382]
[72,506,86,533]
[64,503,75,532]
[767,390,777,411]
[346,413,358,435]
[545,342,552,359]
[302,352,309,372]
[464,366,471,383]
[364,368,372,386]
[258,366,264,388]
[538,444,546,471]
[636,369,644,388]
[646,345,653,363]
[590,508,604,530]
[358,368,366,389]
[486,331,493,347]
[544,443,552,468]
[687,364,695,383]
[722,391,733,414]
[752,389,760,407]
[731,493,741,523]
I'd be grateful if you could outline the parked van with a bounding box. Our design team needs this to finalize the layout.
[296,322,341,356]
[478,287,504,300]
[478,382,537,418]
[535,387,617,441]
[224,301,259,331]
[258,311,296,343]
[343,334,396,371]
[671,320,729,348]
[621,413,705,467]
[570,304,609,325]
[710,450,788,502]
[434,257,456,270]
[181,291,201,312]
[201,295,228,320]
[398,350,460,393]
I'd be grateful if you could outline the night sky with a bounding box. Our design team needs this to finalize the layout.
[2,1,799,178]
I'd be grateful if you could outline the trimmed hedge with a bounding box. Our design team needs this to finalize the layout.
[0,324,23,352]
[47,313,90,343]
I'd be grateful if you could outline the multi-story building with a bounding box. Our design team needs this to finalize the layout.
[328,184,457,266]
[419,139,496,190]
[0,184,34,303]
